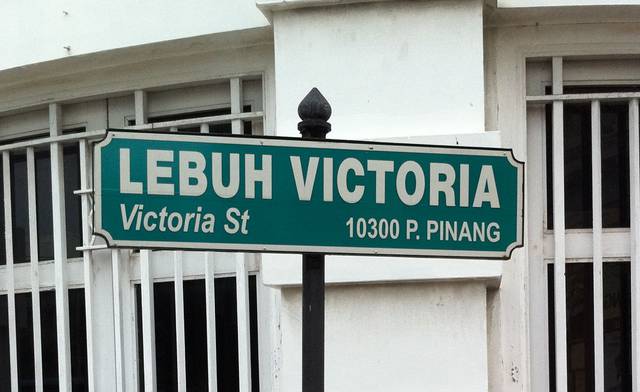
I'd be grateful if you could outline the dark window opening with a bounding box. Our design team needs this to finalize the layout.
[136,275,260,392]
[0,159,5,266]
[545,85,639,230]
[64,142,83,259]
[0,295,10,387]
[548,262,632,392]
[1,127,84,262]
[16,292,35,391]
[36,149,53,261]
[69,289,88,391]
[11,153,30,263]
[8,289,88,392]
[40,290,59,391]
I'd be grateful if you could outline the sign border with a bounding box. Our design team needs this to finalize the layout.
[92,129,524,260]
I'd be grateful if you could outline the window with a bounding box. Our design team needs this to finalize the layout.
[12,289,88,391]
[545,86,637,230]
[128,85,263,389]
[135,276,260,392]
[1,128,84,263]
[0,75,268,391]
[548,263,632,392]
[527,57,640,392]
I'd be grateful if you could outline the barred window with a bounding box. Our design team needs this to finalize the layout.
[0,75,266,391]
[527,57,640,392]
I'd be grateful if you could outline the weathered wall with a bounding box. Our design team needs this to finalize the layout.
[499,0,640,7]
[279,282,489,392]
[271,0,486,139]
[0,0,269,71]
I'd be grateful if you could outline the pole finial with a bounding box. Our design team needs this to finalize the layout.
[298,88,331,139]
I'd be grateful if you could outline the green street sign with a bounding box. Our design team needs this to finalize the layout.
[93,130,523,259]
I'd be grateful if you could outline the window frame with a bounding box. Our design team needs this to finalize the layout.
[526,56,640,392]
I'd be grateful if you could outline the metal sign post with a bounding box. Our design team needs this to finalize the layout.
[91,89,526,392]
[91,86,525,392]
[297,88,332,392]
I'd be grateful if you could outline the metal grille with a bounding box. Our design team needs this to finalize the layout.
[527,56,639,392]
[0,76,265,392]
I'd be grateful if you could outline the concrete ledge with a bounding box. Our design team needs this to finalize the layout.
[256,0,391,20]
[498,0,640,7]
[261,253,504,288]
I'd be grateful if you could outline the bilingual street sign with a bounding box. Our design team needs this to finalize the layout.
[93,130,523,259]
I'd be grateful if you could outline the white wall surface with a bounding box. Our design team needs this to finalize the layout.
[499,0,640,6]
[0,0,268,72]
[271,0,485,139]
[279,282,489,392]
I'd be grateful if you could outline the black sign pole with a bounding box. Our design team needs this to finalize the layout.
[298,88,331,392]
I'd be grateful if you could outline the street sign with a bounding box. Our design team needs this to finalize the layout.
[93,130,523,259]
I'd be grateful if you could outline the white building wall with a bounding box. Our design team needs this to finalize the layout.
[0,0,268,72]
[3,1,638,392]
[279,282,489,392]
[265,1,494,391]
[269,0,486,139]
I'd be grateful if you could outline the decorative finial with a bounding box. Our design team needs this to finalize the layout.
[298,88,331,138]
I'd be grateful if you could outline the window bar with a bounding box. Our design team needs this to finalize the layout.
[527,91,640,104]
[551,56,568,392]
[205,253,218,392]
[527,104,550,392]
[174,251,187,392]
[126,112,263,132]
[629,98,640,392]
[140,249,157,392]
[201,120,219,392]
[3,151,19,392]
[26,147,44,392]
[136,90,158,392]
[236,253,252,392]
[167,123,187,391]
[49,103,73,391]
[231,76,252,392]
[135,90,148,126]
[0,130,106,154]
[112,250,125,392]
[79,138,97,392]
[231,77,244,134]
[591,100,604,392]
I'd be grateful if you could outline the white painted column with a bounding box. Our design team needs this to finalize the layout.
[49,103,73,391]
[112,249,125,392]
[200,123,219,392]
[174,251,187,392]
[629,98,640,392]
[3,151,19,392]
[26,148,44,392]
[135,89,157,392]
[79,137,97,392]
[231,77,252,392]
[205,252,218,392]
[551,56,568,392]
[591,100,604,392]
[140,250,157,392]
